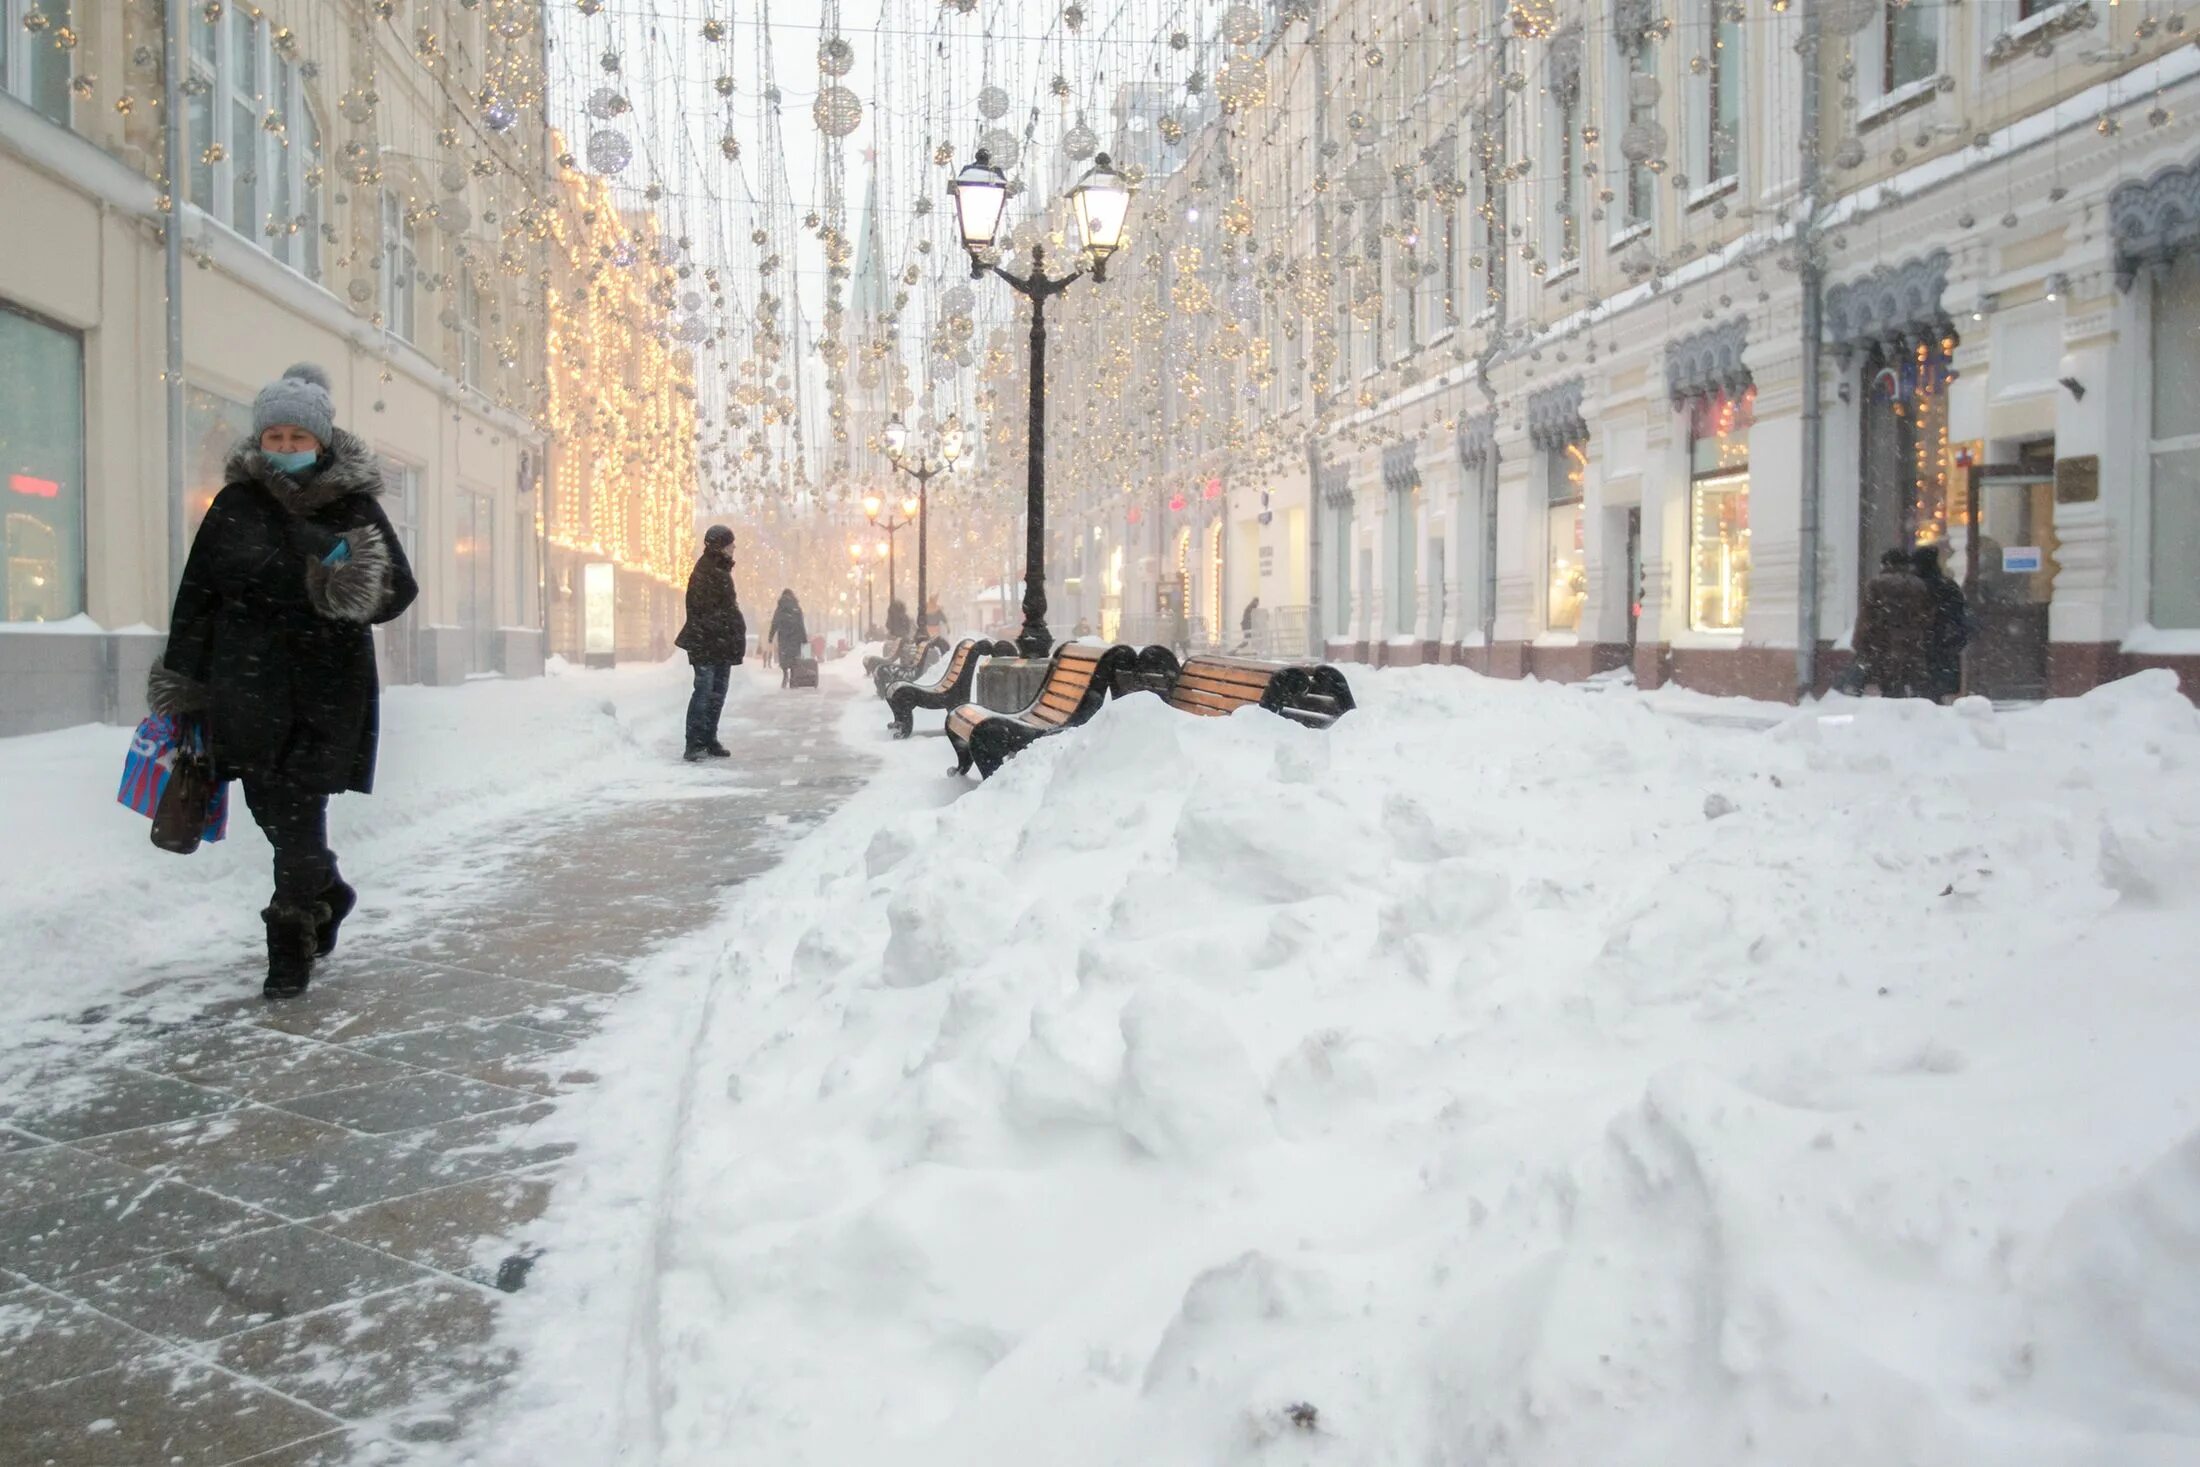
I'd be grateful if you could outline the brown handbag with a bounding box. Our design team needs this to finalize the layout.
[150,734,219,855]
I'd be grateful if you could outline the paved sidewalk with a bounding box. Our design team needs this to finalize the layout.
[0,681,862,1466]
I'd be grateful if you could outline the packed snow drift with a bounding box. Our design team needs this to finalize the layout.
[496,669,2200,1465]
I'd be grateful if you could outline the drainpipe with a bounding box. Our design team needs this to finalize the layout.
[163,0,187,594]
[1795,0,1826,699]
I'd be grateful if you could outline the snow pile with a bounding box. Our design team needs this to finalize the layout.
[492,670,2200,1467]
[0,659,731,1061]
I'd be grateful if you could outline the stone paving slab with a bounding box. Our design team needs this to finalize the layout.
[0,682,864,1464]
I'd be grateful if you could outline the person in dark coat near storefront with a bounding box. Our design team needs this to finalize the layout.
[674,524,745,763]
[1850,548,1931,699]
[770,590,808,687]
[1915,542,1972,703]
[148,363,418,998]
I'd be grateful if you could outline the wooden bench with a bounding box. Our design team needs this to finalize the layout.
[885,637,1012,739]
[944,641,1134,778]
[1151,653,1356,729]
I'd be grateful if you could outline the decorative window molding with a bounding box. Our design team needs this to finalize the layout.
[1986,0,2094,66]
[1823,249,1953,358]
[1383,440,1421,492]
[2111,156,2200,291]
[1665,316,1752,407]
[1458,410,1498,469]
[1527,379,1589,450]
[1612,0,1661,47]
[1318,463,1355,509]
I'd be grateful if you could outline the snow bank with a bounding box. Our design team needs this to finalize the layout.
[489,670,2200,1467]
[0,659,729,1068]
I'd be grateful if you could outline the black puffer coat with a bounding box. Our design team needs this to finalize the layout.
[769,594,808,664]
[153,429,418,794]
[674,548,745,665]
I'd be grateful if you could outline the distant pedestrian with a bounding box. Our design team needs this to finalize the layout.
[1914,543,1971,703]
[1850,547,1931,698]
[1237,596,1261,653]
[770,589,809,687]
[885,598,912,643]
[150,363,419,998]
[674,525,745,762]
[922,595,948,647]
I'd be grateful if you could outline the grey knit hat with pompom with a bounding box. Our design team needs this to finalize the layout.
[252,362,336,445]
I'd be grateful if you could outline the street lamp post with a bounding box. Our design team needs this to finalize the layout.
[884,413,964,646]
[848,539,886,638]
[860,490,921,619]
[953,149,1132,657]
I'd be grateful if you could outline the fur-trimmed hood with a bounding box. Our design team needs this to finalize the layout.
[225,426,383,516]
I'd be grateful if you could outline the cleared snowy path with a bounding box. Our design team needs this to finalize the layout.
[0,665,865,1466]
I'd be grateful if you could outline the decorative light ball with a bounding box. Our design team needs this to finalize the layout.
[932,141,954,165]
[720,132,741,160]
[813,84,862,137]
[439,161,466,193]
[944,283,975,315]
[978,127,1020,169]
[586,128,632,173]
[1619,120,1667,165]
[1345,153,1385,200]
[586,86,628,120]
[347,278,373,303]
[340,91,375,124]
[818,36,854,76]
[1062,118,1097,161]
[1221,5,1261,44]
[600,49,621,74]
[681,290,702,311]
[976,84,1010,119]
[676,316,709,344]
[944,0,977,12]
[1159,114,1184,145]
[492,7,532,38]
[1822,0,1878,34]
[715,75,735,96]
[1186,71,1206,96]
[1169,30,1189,50]
[482,95,517,133]
[434,198,471,233]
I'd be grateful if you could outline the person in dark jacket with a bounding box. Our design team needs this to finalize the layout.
[769,590,808,686]
[1851,547,1931,699]
[1914,542,1971,703]
[674,525,745,762]
[885,598,912,643]
[150,363,418,997]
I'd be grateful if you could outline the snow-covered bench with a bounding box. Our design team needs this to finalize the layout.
[944,641,1133,778]
[1141,650,1357,730]
[885,637,1014,740]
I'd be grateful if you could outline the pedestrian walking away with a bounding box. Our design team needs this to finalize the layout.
[149,363,419,998]
[770,589,809,688]
[674,524,746,762]
[1850,547,1932,699]
[1914,542,1971,704]
[1237,595,1261,653]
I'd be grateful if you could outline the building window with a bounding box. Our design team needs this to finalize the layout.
[1545,441,1587,632]
[1,0,72,126]
[2150,254,2200,629]
[186,3,323,277]
[1688,387,1754,631]
[382,190,418,342]
[183,385,251,548]
[1706,2,1742,183]
[0,303,85,622]
[1882,1,1937,92]
[1614,31,1656,231]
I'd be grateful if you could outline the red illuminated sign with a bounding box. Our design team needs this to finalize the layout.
[9,474,59,499]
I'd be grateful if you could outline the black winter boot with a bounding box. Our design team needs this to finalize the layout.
[262,902,319,998]
[316,876,356,957]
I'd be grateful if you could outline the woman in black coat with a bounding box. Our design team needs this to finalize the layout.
[1914,543,1971,703]
[769,590,808,686]
[150,364,418,997]
[674,525,744,761]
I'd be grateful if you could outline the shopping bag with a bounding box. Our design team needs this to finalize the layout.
[118,715,230,853]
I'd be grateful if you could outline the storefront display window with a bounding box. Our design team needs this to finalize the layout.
[1546,441,1587,632]
[2151,253,2200,629]
[1,303,85,622]
[1858,334,1957,588]
[185,387,253,541]
[1689,387,1753,631]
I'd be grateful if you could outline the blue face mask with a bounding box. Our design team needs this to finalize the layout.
[265,448,319,476]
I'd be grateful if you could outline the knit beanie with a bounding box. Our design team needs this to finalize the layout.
[252,362,336,444]
[704,524,733,548]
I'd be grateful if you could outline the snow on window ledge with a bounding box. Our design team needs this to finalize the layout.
[1857,74,1947,131]
[1686,176,1740,214]
[1607,221,1653,253]
[1988,1,2095,66]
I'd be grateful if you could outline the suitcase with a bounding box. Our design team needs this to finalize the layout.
[787,657,819,689]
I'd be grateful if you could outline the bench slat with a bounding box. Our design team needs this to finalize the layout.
[1175,671,1270,700]
[1168,685,1262,716]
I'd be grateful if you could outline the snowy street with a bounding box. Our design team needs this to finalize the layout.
[5,657,2200,1465]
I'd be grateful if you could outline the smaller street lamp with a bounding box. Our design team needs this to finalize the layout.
[862,488,920,617]
[884,410,963,644]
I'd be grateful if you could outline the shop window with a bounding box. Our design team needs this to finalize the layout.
[184,386,252,542]
[1857,335,1957,586]
[1688,387,1754,631]
[2150,253,2200,629]
[185,3,323,278]
[0,303,85,621]
[2,0,72,126]
[1545,441,1587,632]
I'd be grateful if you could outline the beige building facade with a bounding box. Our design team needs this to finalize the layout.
[0,0,552,735]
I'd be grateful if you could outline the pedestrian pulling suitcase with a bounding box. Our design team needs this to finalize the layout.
[787,654,819,689]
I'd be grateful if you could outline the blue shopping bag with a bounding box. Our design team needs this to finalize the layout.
[117,715,230,849]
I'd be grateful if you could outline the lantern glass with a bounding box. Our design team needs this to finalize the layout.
[884,415,908,459]
[952,152,1009,252]
[862,492,883,520]
[901,495,920,517]
[1068,152,1131,263]
[941,420,964,462]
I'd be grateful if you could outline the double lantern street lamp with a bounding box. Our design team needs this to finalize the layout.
[846,536,888,638]
[951,147,1132,656]
[860,489,921,623]
[881,413,964,647]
